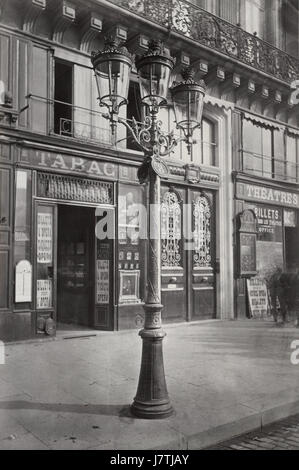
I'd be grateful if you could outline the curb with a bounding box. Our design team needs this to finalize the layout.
[151,400,299,450]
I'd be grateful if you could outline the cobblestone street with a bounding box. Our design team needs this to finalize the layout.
[207,414,299,450]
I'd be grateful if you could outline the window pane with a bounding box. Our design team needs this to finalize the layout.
[286,135,297,182]
[274,130,285,180]
[245,0,265,38]
[261,128,272,177]
[242,119,262,176]
[202,118,216,166]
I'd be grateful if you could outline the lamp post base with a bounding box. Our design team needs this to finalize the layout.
[131,326,173,420]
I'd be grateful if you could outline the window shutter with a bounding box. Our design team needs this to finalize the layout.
[30,45,52,133]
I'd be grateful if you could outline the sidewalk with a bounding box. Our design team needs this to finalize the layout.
[1,319,299,449]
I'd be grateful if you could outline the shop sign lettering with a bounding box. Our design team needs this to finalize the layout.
[20,149,117,179]
[237,182,299,209]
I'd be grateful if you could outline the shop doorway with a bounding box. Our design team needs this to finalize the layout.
[285,225,299,271]
[57,205,94,328]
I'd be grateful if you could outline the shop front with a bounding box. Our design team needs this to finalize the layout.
[234,176,299,317]
[2,144,222,341]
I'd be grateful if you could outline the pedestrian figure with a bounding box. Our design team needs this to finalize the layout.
[269,267,282,323]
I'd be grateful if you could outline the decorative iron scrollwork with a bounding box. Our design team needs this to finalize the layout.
[193,194,212,268]
[110,0,299,83]
[161,190,182,267]
[37,172,113,204]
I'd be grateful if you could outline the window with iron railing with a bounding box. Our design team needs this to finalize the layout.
[241,117,299,183]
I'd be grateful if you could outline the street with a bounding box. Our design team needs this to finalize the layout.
[1,320,299,449]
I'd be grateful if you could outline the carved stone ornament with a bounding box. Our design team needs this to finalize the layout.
[185,164,200,184]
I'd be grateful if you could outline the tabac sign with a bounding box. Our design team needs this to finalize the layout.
[19,148,117,179]
[236,182,299,209]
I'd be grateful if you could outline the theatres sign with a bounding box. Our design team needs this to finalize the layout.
[236,182,299,209]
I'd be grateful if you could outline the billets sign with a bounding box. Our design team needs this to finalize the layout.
[247,277,270,319]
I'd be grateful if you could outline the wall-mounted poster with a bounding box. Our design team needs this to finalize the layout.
[96,260,109,304]
[247,277,269,319]
[36,279,52,308]
[15,260,32,303]
[37,213,52,263]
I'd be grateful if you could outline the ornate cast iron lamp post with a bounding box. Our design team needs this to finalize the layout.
[91,38,206,419]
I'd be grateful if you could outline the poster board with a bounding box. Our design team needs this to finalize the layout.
[246,277,270,319]
[15,260,32,302]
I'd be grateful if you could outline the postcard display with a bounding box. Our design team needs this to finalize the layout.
[118,187,142,304]
[36,208,53,309]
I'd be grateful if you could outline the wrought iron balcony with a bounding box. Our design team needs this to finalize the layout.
[109,0,299,84]
[25,95,113,145]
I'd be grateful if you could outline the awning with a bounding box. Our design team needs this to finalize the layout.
[243,112,285,131]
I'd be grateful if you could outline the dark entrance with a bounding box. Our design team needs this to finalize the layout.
[57,205,94,327]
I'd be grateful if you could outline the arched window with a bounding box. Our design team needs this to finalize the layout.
[161,191,182,267]
[193,194,212,267]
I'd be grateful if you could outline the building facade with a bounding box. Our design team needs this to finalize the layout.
[0,0,298,341]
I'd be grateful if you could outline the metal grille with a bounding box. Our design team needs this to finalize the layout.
[193,194,212,267]
[37,172,113,204]
[161,191,182,267]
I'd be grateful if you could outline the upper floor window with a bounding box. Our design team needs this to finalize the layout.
[241,117,299,183]
[242,118,272,178]
[286,133,299,183]
[201,118,216,166]
[191,117,217,167]
[189,0,240,24]
[244,0,265,39]
[54,60,73,136]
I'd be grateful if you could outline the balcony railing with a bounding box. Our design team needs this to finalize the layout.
[242,149,299,183]
[109,0,299,83]
[26,94,113,145]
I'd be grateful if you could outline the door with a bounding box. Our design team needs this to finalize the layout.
[161,186,187,322]
[57,205,94,327]
[35,203,57,334]
[94,207,115,330]
[189,189,216,320]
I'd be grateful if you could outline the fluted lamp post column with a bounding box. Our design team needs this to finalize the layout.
[91,38,206,419]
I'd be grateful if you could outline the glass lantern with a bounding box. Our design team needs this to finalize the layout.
[171,68,206,145]
[136,40,175,107]
[91,38,133,114]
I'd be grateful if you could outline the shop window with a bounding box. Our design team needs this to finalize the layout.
[14,170,32,264]
[118,184,145,303]
[126,81,142,151]
[54,60,73,136]
[161,190,182,267]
